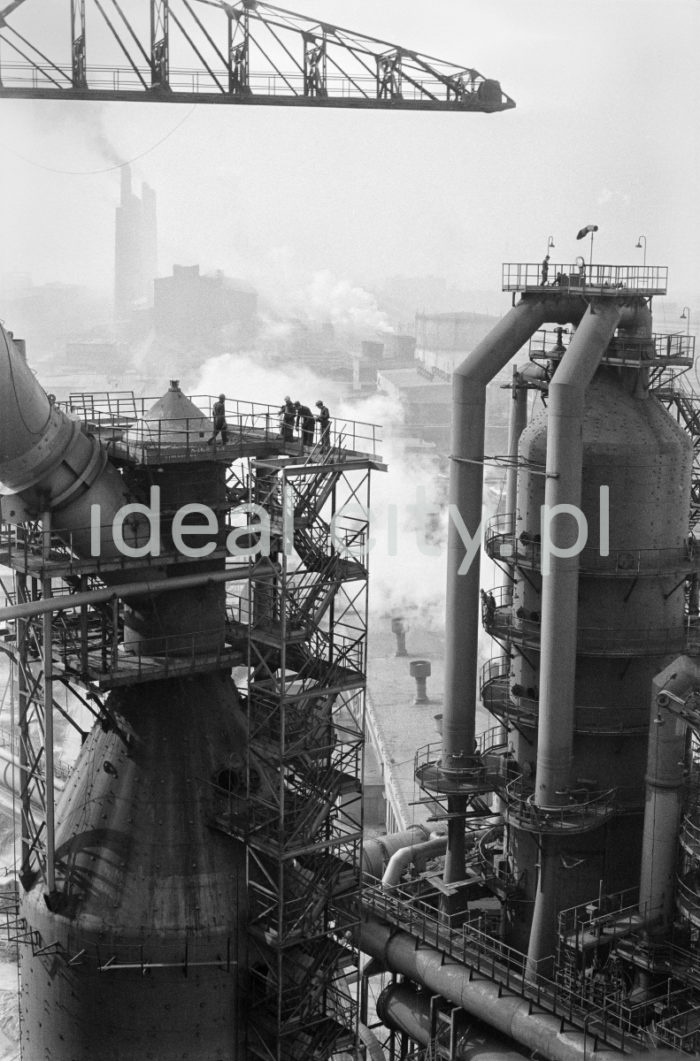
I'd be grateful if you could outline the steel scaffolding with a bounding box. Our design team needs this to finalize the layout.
[0,396,382,1058]
[215,452,375,1059]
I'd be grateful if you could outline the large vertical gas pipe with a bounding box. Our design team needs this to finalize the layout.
[505,367,529,534]
[502,368,529,612]
[443,295,585,884]
[526,300,624,973]
[534,302,624,803]
[640,656,695,931]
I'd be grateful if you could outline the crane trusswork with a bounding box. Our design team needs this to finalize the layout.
[0,0,515,111]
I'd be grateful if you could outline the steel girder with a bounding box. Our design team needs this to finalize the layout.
[0,0,515,111]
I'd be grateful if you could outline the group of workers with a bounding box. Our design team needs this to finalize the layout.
[279,396,331,451]
[207,392,332,452]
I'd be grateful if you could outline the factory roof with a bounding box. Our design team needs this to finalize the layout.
[365,612,490,833]
[377,368,452,402]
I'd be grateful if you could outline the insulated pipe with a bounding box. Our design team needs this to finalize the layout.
[381,835,447,887]
[444,294,587,883]
[359,917,685,1061]
[639,656,696,932]
[376,981,528,1061]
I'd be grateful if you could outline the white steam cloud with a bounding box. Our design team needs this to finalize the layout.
[253,265,393,338]
[193,351,450,629]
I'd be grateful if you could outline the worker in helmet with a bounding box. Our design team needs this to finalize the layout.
[208,393,228,446]
[315,400,330,452]
[280,395,295,442]
[294,400,315,448]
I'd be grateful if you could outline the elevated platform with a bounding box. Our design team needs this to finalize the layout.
[529,328,695,372]
[502,261,668,297]
[485,513,699,579]
[480,656,650,736]
[61,391,383,466]
[54,644,245,689]
[503,776,618,835]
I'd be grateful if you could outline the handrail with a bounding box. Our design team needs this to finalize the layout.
[529,328,695,366]
[485,512,696,574]
[503,775,617,833]
[502,261,668,295]
[361,880,647,1052]
[0,61,511,110]
[59,393,382,461]
[482,589,695,656]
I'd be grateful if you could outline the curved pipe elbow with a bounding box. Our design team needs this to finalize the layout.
[381,835,448,887]
[0,323,152,562]
[362,824,430,880]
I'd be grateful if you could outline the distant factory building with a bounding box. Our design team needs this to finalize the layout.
[376,312,512,453]
[351,334,416,391]
[153,265,258,345]
[377,365,452,451]
[415,310,497,376]
[114,165,157,320]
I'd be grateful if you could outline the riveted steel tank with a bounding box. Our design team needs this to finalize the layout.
[506,362,692,949]
[19,674,250,1059]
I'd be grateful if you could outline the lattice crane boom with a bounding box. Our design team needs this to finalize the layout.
[0,0,515,110]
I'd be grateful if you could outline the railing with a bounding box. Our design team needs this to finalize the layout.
[0,517,235,576]
[485,513,695,576]
[654,1005,700,1055]
[529,328,695,367]
[501,261,668,295]
[503,775,617,833]
[361,878,647,1053]
[0,60,509,108]
[557,886,643,945]
[57,622,236,681]
[60,392,382,462]
[480,660,650,736]
[675,874,700,924]
[483,593,694,658]
[680,800,700,854]
[413,727,511,797]
[415,725,508,775]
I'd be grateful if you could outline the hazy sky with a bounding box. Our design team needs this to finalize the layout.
[1,0,698,304]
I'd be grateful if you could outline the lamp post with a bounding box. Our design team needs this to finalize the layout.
[681,307,691,337]
[635,235,647,267]
[546,235,555,255]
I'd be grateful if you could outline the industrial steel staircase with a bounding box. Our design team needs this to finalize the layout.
[214,448,375,1060]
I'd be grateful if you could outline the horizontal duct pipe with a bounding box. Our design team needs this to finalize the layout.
[376,980,528,1061]
[0,564,251,623]
[359,917,685,1061]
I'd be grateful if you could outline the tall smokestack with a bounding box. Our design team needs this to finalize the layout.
[114,165,157,320]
